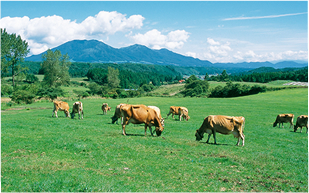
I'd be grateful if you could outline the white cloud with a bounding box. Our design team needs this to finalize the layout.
[0,11,145,55]
[202,38,308,63]
[207,38,220,46]
[130,29,189,50]
[186,52,197,58]
[223,12,307,21]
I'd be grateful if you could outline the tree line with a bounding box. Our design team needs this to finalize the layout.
[207,68,308,83]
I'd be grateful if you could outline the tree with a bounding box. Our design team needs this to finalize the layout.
[1,28,30,87]
[107,67,120,89]
[41,49,71,87]
[219,70,229,82]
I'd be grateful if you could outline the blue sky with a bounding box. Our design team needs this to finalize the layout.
[1,1,308,63]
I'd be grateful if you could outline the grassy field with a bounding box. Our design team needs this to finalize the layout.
[1,88,308,192]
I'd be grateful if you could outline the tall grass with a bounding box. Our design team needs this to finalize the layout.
[1,88,308,192]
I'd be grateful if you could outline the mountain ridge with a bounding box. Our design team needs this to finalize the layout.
[26,39,308,69]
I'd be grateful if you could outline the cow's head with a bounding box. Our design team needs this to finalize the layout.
[273,122,277,127]
[111,116,118,124]
[195,129,204,141]
[155,126,164,136]
[71,112,75,119]
[184,114,190,121]
[294,125,298,132]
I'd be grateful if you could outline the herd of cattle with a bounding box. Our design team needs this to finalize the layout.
[52,100,308,146]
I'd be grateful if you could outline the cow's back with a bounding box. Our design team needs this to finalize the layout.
[207,115,244,134]
[297,115,308,126]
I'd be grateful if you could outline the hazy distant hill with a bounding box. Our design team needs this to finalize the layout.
[26,39,308,69]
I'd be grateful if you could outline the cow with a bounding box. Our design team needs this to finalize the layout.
[71,101,84,119]
[102,103,111,115]
[148,106,164,126]
[166,106,190,121]
[195,115,245,146]
[120,104,164,136]
[52,101,70,118]
[273,114,294,128]
[111,103,126,124]
[294,115,308,133]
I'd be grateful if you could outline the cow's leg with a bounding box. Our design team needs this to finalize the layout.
[213,131,217,144]
[122,124,127,136]
[166,112,171,119]
[54,110,58,118]
[306,125,308,133]
[66,110,70,118]
[81,111,84,119]
[179,114,182,121]
[300,126,302,133]
[289,122,293,129]
[206,134,211,143]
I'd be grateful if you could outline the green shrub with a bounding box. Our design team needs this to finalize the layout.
[10,90,35,104]
[1,85,13,96]
[36,87,65,100]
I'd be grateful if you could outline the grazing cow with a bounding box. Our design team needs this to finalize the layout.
[120,104,164,136]
[166,106,190,121]
[294,115,308,133]
[102,103,111,115]
[273,114,294,128]
[71,101,84,119]
[111,103,126,124]
[195,115,245,146]
[148,106,164,126]
[52,101,70,118]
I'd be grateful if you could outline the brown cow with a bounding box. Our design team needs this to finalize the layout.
[52,101,70,118]
[294,115,308,133]
[195,115,245,146]
[148,106,164,126]
[111,103,127,124]
[71,101,84,119]
[273,114,294,128]
[102,103,111,115]
[120,104,164,136]
[166,106,190,121]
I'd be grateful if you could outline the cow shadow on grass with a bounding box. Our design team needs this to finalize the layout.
[199,142,230,146]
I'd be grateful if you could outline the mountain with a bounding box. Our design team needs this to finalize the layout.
[26,40,307,69]
[26,40,212,67]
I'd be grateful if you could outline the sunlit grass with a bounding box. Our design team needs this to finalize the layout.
[1,88,308,192]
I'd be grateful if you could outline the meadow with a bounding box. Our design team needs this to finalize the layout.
[1,87,308,192]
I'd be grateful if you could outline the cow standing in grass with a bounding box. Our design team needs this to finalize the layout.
[166,106,190,121]
[195,115,245,146]
[120,104,164,136]
[52,101,70,118]
[294,115,308,133]
[102,103,111,115]
[71,101,84,119]
[273,114,294,128]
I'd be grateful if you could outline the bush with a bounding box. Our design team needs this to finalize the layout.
[25,74,39,83]
[37,87,65,100]
[209,82,267,98]
[181,77,209,97]
[1,85,13,96]
[10,90,35,104]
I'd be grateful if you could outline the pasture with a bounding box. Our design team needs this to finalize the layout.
[1,88,308,192]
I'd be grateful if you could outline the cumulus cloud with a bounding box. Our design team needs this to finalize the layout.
[202,38,308,63]
[0,11,144,55]
[130,29,189,50]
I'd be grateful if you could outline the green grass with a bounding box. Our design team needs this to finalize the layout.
[1,88,308,192]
